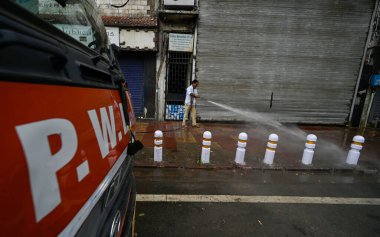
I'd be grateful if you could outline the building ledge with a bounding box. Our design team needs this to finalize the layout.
[158,9,199,22]
[159,9,199,16]
[101,16,158,28]
[119,47,157,52]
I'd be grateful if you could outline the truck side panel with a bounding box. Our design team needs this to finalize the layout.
[0,81,131,236]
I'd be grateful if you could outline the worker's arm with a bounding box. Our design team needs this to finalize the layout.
[190,93,200,98]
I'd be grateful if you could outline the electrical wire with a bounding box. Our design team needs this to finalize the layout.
[111,0,130,8]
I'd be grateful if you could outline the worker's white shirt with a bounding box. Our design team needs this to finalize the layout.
[185,85,198,106]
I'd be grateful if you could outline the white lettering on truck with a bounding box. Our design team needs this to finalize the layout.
[88,106,117,158]
[16,119,78,222]
[14,103,128,223]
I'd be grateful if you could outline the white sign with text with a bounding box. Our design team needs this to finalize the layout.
[106,27,120,46]
[169,33,194,52]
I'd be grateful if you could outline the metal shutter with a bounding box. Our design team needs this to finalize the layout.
[196,0,375,124]
[119,57,145,117]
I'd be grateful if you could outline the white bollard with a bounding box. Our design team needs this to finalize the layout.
[345,135,365,165]
[235,132,248,165]
[201,131,212,164]
[154,130,163,162]
[301,134,317,165]
[263,134,279,165]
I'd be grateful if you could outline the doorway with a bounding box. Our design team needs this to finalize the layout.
[165,51,193,120]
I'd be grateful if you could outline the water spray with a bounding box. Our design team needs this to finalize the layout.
[207,100,347,163]
[207,100,283,129]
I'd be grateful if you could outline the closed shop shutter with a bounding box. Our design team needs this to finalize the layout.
[196,0,375,124]
[119,57,145,117]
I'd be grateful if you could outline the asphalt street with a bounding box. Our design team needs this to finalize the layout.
[134,168,380,237]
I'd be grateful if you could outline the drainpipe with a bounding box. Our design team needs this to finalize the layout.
[359,88,376,128]
[191,24,198,81]
[156,33,168,120]
[348,0,379,124]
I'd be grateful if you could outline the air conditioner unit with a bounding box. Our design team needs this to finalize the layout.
[164,0,195,7]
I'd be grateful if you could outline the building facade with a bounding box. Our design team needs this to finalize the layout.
[96,0,158,119]
[97,0,380,127]
[157,0,198,120]
[96,0,198,121]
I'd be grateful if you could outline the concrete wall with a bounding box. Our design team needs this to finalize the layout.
[96,0,154,16]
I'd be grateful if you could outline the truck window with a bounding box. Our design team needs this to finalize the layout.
[13,0,108,53]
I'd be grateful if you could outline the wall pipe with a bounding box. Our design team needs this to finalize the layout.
[348,0,379,124]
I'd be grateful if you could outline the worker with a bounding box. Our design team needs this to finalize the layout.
[182,80,200,127]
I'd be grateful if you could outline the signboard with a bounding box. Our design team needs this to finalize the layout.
[54,24,94,45]
[164,0,195,7]
[120,30,156,50]
[38,0,78,14]
[106,27,120,46]
[370,74,380,87]
[165,104,185,120]
[169,33,194,52]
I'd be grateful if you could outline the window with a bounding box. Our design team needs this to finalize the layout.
[13,0,108,53]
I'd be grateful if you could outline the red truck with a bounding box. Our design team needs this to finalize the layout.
[0,0,142,236]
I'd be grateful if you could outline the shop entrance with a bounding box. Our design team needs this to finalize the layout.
[165,51,193,120]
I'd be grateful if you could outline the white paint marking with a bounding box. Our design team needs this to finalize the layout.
[136,194,380,205]
[76,160,90,182]
[118,131,122,141]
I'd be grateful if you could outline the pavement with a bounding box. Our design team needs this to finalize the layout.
[134,168,380,237]
[134,121,380,173]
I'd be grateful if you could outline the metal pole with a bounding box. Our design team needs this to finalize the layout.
[348,0,379,123]
[156,34,168,120]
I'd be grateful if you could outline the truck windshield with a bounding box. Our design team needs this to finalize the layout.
[13,0,108,53]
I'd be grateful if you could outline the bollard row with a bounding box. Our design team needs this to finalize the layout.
[152,130,365,167]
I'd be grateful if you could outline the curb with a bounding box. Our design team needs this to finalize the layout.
[134,162,379,175]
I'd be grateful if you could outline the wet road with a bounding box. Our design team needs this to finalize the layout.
[134,168,380,237]
[135,121,380,172]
